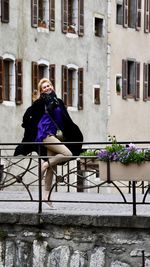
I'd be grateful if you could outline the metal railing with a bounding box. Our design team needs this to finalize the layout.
[0,141,150,215]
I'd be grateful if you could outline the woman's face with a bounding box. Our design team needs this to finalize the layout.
[41,81,54,94]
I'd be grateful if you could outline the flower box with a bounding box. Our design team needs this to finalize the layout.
[99,161,150,181]
[80,159,99,171]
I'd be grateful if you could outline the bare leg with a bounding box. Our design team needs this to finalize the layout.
[42,135,72,207]
[43,150,56,206]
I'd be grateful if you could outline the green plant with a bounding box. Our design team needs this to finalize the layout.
[80,149,99,157]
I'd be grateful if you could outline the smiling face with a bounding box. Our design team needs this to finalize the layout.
[41,81,54,94]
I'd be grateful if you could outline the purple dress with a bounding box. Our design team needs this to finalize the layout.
[35,106,63,142]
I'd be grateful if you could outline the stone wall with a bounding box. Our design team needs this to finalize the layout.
[0,213,149,266]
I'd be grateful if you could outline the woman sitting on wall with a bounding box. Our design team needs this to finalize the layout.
[14,78,83,207]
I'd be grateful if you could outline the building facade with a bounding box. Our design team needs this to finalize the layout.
[107,0,150,141]
[0,0,108,144]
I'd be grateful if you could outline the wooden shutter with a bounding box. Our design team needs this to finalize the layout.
[0,57,4,103]
[78,0,84,36]
[123,0,128,28]
[122,59,128,99]
[143,63,148,101]
[49,64,55,89]
[144,0,149,33]
[31,0,38,27]
[15,60,23,105]
[32,62,38,101]
[78,68,83,110]
[49,0,55,30]
[62,65,68,105]
[1,0,9,23]
[135,62,140,100]
[62,0,68,33]
[136,0,141,30]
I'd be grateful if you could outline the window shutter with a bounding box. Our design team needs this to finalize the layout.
[78,68,83,110]
[62,65,68,105]
[122,59,128,99]
[0,57,4,103]
[32,62,38,101]
[1,0,9,23]
[144,0,149,33]
[49,64,55,89]
[123,0,128,28]
[78,0,84,36]
[62,0,68,33]
[49,0,55,31]
[135,62,140,100]
[143,63,148,101]
[31,0,38,27]
[136,0,141,30]
[15,60,23,105]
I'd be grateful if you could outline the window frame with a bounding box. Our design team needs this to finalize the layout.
[32,60,55,102]
[31,0,55,30]
[93,85,100,104]
[122,59,140,100]
[122,0,141,30]
[62,0,84,36]
[1,0,9,23]
[61,64,83,110]
[0,56,23,105]
[94,14,104,37]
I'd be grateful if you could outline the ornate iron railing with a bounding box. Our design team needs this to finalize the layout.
[0,141,150,215]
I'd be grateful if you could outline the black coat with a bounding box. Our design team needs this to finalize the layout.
[14,97,83,158]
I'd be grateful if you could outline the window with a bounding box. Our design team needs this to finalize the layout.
[144,0,150,33]
[1,0,9,23]
[94,17,104,37]
[0,57,23,104]
[116,75,122,95]
[116,3,123,25]
[32,61,55,102]
[143,63,150,100]
[122,59,140,100]
[62,65,83,109]
[31,0,55,30]
[62,0,84,36]
[93,86,100,104]
[116,0,141,30]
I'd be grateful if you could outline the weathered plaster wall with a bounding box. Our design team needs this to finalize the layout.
[0,0,108,143]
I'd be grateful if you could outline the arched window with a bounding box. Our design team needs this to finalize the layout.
[32,60,55,102]
[62,64,83,110]
[0,55,23,104]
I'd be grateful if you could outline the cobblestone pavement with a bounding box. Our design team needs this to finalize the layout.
[0,190,150,216]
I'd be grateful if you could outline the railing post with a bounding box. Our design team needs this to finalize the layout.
[132,181,136,216]
[107,161,111,183]
[38,144,42,214]
[142,250,145,267]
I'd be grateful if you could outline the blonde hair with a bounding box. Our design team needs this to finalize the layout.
[33,78,53,101]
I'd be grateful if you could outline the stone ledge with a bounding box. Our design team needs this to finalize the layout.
[0,213,150,229]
